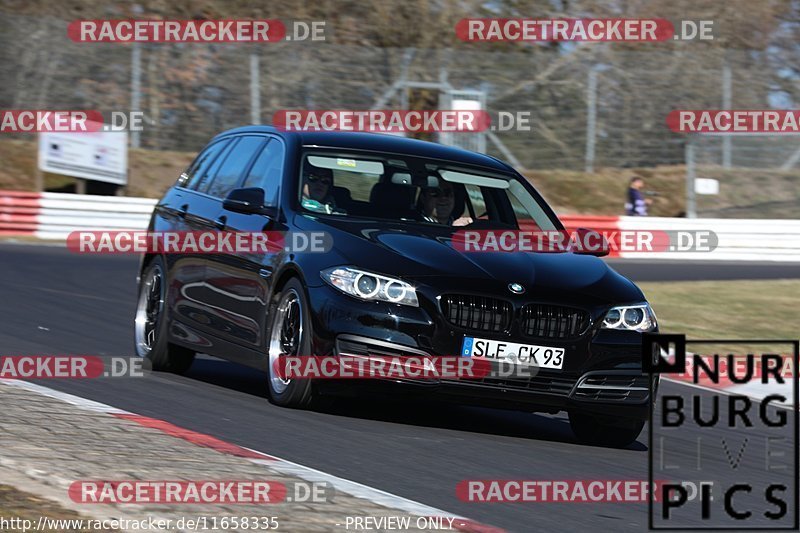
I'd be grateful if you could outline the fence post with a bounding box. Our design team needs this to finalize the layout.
[130,43,142,149]
[250,53,261,124]
[721,59,732,168]
[585,67,598,173]
[686,138,697,218]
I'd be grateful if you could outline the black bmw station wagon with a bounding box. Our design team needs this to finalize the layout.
[135,126,657,447]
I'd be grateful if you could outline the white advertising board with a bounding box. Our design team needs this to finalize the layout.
[38,124,128,185]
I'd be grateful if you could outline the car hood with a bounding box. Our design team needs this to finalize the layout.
[296,215,644,305]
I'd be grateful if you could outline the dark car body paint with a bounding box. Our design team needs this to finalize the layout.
[142,126,653,419]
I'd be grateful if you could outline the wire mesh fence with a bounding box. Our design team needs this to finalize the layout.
[2,12,800,216]
[688,134,800,218]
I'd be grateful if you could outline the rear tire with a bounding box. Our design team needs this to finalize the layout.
[569,412,645,448]
[134,257,195,374]
[267,278,315,407]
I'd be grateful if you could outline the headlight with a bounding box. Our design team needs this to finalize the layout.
[321,267,419,307]
[601,302,657,332]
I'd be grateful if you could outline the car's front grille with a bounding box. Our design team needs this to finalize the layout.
[520,304,589,339]
[441,295,512,333]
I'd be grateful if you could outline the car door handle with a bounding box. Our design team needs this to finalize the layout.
[177,204,189,218]
[214,216,227,230]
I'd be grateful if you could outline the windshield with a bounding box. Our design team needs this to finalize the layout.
[299,151,559,231]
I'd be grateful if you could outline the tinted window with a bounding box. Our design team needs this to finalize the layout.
[192,138,238,193]
[242,138,285,206]
[184,139,229,190]
[463,184,487,219]
[204,136,265,198]
[297,151,559,230]
[331,169,379,202]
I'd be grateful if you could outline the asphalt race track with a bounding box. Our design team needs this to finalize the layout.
[1,242,797,532]
[606,258,800,282]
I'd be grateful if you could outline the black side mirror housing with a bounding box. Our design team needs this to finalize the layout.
[570,227,610,257]
[223,188,275,217]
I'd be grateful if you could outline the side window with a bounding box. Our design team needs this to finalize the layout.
[204,136,265,198]
[183,139,229,190]
[192,139,237,193]
[508,192,535,224]
[242,138,285,206]
[463,184,488,219]
[507,180,555,230]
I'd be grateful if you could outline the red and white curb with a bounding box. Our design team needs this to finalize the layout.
[0,378,504,533]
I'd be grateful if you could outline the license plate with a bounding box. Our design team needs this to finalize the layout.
[461,337,565,370]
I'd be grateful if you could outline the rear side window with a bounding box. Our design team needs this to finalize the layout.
[242,138,285,206]
[183,139,229,190]
[192,139,237,193]
[204,136,265,198]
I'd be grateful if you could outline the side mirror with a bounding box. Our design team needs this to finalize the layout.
[223,188,275,216]
[570,227,610,257]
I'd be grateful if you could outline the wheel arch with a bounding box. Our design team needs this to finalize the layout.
[264,263,309,344]
[137,253,161,283]
[269,263,309,303]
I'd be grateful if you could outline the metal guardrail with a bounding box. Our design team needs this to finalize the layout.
[618,216,800,262]
[1,190,798,261]
[0,190,156,239]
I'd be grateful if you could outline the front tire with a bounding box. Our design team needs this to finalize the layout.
[267,278,315,407]
[134,257,195,374]
[569,411,645,448]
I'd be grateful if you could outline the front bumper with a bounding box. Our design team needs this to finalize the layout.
[305,284,654,420]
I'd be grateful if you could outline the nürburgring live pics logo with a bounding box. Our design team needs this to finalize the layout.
[644,333,798,530]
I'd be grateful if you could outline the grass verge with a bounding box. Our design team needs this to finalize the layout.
[639,279,799,355]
